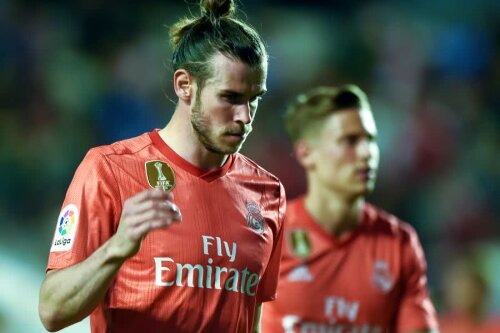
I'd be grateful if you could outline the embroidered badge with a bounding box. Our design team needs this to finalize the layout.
[50,204,79,252]
[145,160,175,192]
[371,260,394,292]
[246,201,265,234]
[289,229,312,259]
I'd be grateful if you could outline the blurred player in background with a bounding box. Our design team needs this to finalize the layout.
[38,0,285,332]
[439,249,500,333]
[261,85,439,332]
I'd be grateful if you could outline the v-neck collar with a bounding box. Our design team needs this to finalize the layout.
[149,129,234,182]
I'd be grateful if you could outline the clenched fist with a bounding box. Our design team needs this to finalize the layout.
[112,188,182,259]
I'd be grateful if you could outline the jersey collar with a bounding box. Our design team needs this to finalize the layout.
[149,129,234,182]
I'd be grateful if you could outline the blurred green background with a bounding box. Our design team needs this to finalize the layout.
[1,0,499,331]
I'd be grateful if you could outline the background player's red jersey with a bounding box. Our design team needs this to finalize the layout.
[47,130,286,333]
[262,197,438,333]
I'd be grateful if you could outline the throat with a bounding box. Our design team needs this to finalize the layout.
[159,126,229,171]
[304,195,363,237]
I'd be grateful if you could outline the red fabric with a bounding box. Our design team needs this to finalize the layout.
[47,130,285,333]
[262,197,438,332]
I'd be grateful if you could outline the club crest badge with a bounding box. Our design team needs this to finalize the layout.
[371,260,394,293]
[145,160,175,192]
[246,201,265,234]
[289,229,312,259]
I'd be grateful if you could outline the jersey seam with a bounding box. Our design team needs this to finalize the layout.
[100,141,153,158]
[99,151,124,222]
[235,153,281,183]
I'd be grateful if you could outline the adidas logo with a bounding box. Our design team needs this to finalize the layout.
[287,265,313,282]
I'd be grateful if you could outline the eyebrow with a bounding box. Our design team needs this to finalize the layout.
[220,89,267,97]
[339,129,378,139]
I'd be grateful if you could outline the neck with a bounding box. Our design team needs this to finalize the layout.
[158,107,228,171]
[304,182,364,237]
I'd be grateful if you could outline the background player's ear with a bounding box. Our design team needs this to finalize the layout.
[173,69,192,101]
[295,140,315,169]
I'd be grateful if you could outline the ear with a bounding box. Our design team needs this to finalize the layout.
[173,69,193,102]
[294,140,315,169]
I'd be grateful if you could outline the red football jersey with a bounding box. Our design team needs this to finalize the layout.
[47,130,286,333]
[261,197,438,333]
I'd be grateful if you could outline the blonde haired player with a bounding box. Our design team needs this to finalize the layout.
[261,85,439,333]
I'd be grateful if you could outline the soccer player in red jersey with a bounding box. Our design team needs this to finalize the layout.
[261,85,439,333]
[38,1,285,332]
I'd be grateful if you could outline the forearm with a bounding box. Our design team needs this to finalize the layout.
[39,235,126,331]
[252,303,262,333]
[39,188,181,331]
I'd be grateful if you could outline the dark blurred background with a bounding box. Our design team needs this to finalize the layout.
[1,0,499,331]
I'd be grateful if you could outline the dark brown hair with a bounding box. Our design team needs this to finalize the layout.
[169,0,267,89]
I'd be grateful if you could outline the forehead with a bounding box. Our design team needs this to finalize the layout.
[320,107,377,138]
[206,53,267,92]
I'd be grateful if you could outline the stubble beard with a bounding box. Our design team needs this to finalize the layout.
[190,96,246,155]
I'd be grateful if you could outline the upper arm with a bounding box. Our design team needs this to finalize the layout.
[255,182,286,303]
[47,149,121,270]
[396,227,439,332]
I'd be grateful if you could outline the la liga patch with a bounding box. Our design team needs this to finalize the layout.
[50,204,79,252]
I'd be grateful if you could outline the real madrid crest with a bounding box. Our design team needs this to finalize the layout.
[145,160,176,192]
[371,260,394,293]
[246,201,265,234]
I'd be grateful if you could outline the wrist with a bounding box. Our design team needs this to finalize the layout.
[105,233,137,263]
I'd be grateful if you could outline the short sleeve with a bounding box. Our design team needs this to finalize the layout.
[46,148,122,271]
[257,181,286,303]
[396,226,439,332]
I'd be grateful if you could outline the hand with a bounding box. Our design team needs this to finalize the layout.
[112,188,182,259]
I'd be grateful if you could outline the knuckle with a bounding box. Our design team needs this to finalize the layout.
[149,200,157,210]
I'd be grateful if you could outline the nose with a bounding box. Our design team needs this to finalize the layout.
[234,103,252,125]
[357,138,377,160]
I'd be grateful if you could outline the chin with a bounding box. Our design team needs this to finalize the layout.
[351,183,375,197]
[219,139,245,154]
[206,142,243,155]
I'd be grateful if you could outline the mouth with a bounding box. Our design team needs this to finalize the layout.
[224,132,246,143]
[356,167,376,181]
[225,128,248,137]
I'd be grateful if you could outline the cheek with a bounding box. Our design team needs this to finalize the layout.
[319,148,346,171]
[371,145,380,164]
[325,146,353,164]
[210,103,234,122]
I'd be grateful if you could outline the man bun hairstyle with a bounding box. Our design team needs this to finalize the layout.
[200,0,236,23]
[284,84,370,143]
[169,0,267,89]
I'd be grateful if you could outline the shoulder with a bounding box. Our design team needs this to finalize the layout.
[89,132,153,159]
[363,203,419,243]
[281,197,306,228]
[76,132,153,180]
[284,197,304,216]
[231,153,283,185]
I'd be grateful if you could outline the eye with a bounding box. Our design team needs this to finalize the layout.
[343,135,359,146]
[222,94,241,104]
